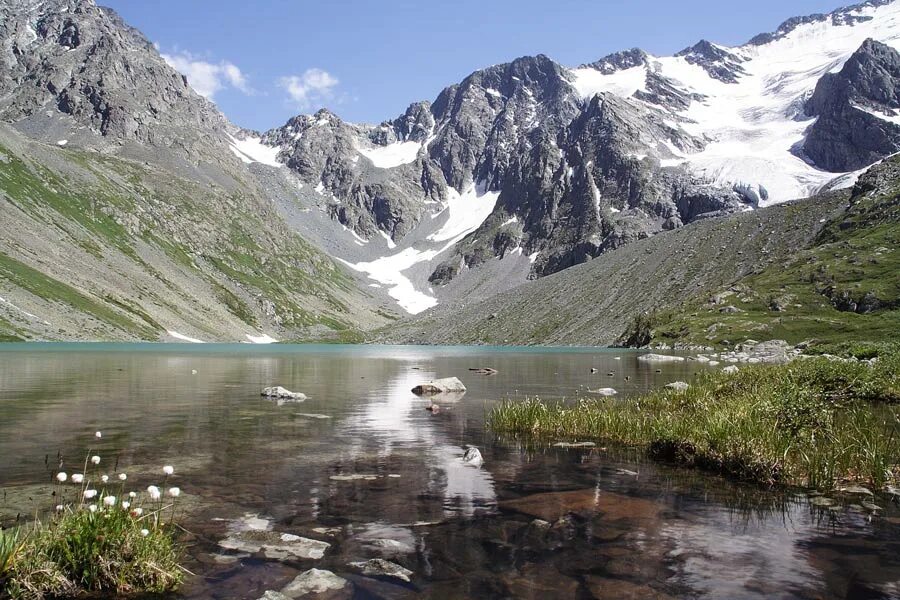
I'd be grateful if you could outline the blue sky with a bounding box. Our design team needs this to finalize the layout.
[101,0,845,131]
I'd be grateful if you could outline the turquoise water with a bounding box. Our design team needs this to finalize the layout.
[0,344,897,599]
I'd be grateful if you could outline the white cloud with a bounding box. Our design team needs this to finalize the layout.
[278,68,339,110]
[161,51,253,99]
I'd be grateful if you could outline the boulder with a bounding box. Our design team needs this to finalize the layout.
[637,354,685,363]
[281,569,348,596]
[349,558,413,583]
[462,446,484,467]
[262,386,307,400]
[664,381,690,392]
[411,377,466,395]
[218,530,330,561]
[722,365,739,374]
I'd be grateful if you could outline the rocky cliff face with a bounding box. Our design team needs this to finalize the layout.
[804,38,900,171]
[0,0,228,159]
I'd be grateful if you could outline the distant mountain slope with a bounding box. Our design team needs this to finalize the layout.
[0,0,393,342]
[0,125,391,342]
[374,190,850,346]
[251,1,900,317]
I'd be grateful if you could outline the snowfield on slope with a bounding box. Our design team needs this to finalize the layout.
[569,1,900,205]
[340,184,499,314]
[357,140,423,168]
[228,134,283,167]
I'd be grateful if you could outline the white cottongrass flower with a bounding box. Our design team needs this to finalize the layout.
[103,495,117,507]
[121,501,131,510]
[56,472,67,482]
[129,491,137,498]
[162,465,174,476]
[95,431,102,439]
[168,487,181,498]
[91,455,101,465]
[147,485,161,500]
[71,473,84,484]
[132,507,144,516]
[101,475,109,483]
[83,489,98,499]
[119,473,127,481]
[88,504,98,513]
[140,528,149,537]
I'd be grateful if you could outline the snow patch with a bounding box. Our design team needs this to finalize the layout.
[501,216,518,227]
[528,252,540,264]
[246,333,278,344]
[167,330,205,344]
[570,65,647,99]
[228,134,282,167]
[485,88,504,98]
[378,229,397,249]
[56,140,67,146]
[358,140,422,169]
[427,184,500,243]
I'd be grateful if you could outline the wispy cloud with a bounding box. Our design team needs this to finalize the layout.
[278,69,339,110]
[161,50,253,100]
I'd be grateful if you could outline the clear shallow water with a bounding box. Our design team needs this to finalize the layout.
[0,343,898,599]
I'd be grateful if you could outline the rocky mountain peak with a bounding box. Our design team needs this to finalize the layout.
[674,39,746,83]
[0,0,227,158]
[582,48,649,74]
[804,38,900,171]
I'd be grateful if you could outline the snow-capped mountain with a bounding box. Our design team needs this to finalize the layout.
[238,0,900,315]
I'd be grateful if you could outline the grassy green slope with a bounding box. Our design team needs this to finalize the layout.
[630,158,900,351]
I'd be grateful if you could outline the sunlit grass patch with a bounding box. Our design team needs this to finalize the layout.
[489,353,900,489]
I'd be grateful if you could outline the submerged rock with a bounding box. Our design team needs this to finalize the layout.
[281,568,348,596]
[257,592,290,600]
[411,377,467,395]
[349,558,413,583]
[219,530,330,560]
[809,496,837,507]
[638,354,685,363]
[462,446,484,467]
[468,367,498,375]
[262,386,307,400]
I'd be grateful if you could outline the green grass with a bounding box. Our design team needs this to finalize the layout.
[489,352,900,489]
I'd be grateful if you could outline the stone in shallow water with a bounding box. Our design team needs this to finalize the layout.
[411,377,466,395]
[552,441,597,448]
[588,388,618,396]
[584,576,676,599]
[664,381,689,391]
[329,474,379,481]
[262,386,307,400]
[281,568,348,596]
[637,354,685,363]
[840,485,873,496]
[499,488,660,523]
[809,496,837,507]
[257,592,291,600]
[349,558,413,583]
[219,529,330,560]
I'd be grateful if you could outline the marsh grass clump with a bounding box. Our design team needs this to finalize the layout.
[489,352,900,489]
[0,436,186,599]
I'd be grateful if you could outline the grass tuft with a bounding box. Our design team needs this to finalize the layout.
[489,352,900,489]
